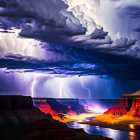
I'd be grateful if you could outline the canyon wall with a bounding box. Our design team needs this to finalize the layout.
[0,95,112,140]
[104,90,140,118]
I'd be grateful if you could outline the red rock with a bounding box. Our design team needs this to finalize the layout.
[104,90,140,118]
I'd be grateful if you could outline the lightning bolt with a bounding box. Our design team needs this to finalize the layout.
[59,78,75,98]
[31,73,47,97]
[80,78,91,99]
[59,78,64,98]
[31,75,37,97]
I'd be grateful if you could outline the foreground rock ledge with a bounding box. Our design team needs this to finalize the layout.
[0,95,112,140]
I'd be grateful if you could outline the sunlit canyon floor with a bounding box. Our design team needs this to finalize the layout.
[81,90,140,133]
[33,98,106,123]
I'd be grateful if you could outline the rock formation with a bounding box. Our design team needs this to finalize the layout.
[0,95,33,109]
[0,95,112,140]
[33,98,86,122]
[105,89,140,118]
[23,119,112,140]
[0,95,53,140]
[82,90,140,131]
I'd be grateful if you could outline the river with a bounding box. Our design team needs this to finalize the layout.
[66,117,140,140]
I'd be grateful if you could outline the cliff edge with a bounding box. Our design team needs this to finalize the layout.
[0,95,112,140]
[81,90,140,131]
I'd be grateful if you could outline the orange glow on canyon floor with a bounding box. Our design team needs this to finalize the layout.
[81,90,140,131]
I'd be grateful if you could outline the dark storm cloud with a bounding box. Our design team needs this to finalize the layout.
[112,38,136,50]
[125,6,140,19]
[1,47,140,80]
[124,9,140,19]
[109,0,121,2]
[116,0,140,19]
[0,17,25,30]
[0,1,7,8]
[134,27,140,32]
[90,28,108,39]
[0,0,136,49]
[0,0,139,80]
[0,0,137,54]
[0,70,31,95]
[0,0,86,35]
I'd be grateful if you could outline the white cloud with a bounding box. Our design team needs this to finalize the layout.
[64,0,100,34]
[0,29,46,59]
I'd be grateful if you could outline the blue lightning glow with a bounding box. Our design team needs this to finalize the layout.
[80,77,91,99]
[59,78,64,98]
[31,75,37,97]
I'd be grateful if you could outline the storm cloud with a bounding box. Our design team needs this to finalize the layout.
[0,0,139,80]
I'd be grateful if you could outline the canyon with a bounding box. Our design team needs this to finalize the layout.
[82,90,140,131]
[0,95,112,140]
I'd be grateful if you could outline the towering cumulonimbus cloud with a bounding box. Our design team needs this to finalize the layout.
[0,0,86,35]
[0,0,139,79]
[0,0,138,49]
[63,0,100,34]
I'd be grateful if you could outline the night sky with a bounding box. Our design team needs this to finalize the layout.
[0,0,140,98]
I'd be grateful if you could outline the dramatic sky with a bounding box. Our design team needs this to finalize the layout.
[0,0,140,98]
